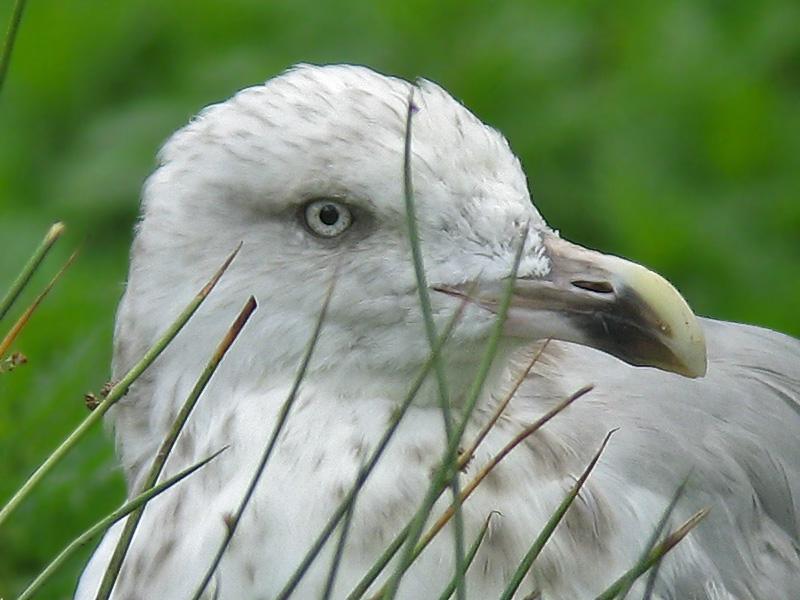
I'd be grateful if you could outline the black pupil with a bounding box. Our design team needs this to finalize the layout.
[319,204,340,226]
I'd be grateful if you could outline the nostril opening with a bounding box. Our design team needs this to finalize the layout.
[572,280,614,294]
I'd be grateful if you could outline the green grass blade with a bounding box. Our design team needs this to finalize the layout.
[0,243,240,529]
[594,508,710,600]
[456,225,528,426]
[96,295,257,599]
[618,474,691,600]
[320,485,359,600]
[0,249,77,358]
[0,222,64,323]
[345,383,592,600]
[0,0,28,95]
[499,430,615,600]
[380,227,528,600]
[435,511,497,600]
[275,299,468,600]
[15,447,228,600]
[192,277,336,600]
[411,386,595,569]
[345,524,408,600]
[401,89,466,600]
[459,340,550,465]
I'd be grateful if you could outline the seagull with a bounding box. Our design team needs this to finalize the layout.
[76,64,800,599]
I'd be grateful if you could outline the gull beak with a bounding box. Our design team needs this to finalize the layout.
[445,234,707,378]
[508,234,707,377]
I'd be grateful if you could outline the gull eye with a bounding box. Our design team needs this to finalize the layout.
[304,200,353,238]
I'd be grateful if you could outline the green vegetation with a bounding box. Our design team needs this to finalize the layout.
[1,0,798,597]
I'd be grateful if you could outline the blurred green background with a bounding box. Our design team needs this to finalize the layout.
[0,0,798,597]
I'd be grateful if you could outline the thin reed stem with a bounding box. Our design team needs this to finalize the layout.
[357,385,593,600]
[0,244,240,530]
[274,299,468,600]
[459,341,550,466]
[435,512,498,600]
[401,88,466,600]
[16,448,227,600]
[0,249,78,357]
[192,277,336,600]
[594,508,710,600]
[321,487,359,600]
[0,222,64,323]
[380,229,528,600]
[620,474,691,600]
[0,0,28,95]
[499,430,615,600]
[96,295,257,599]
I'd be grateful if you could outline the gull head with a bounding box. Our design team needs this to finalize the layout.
[120,64,706,408]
